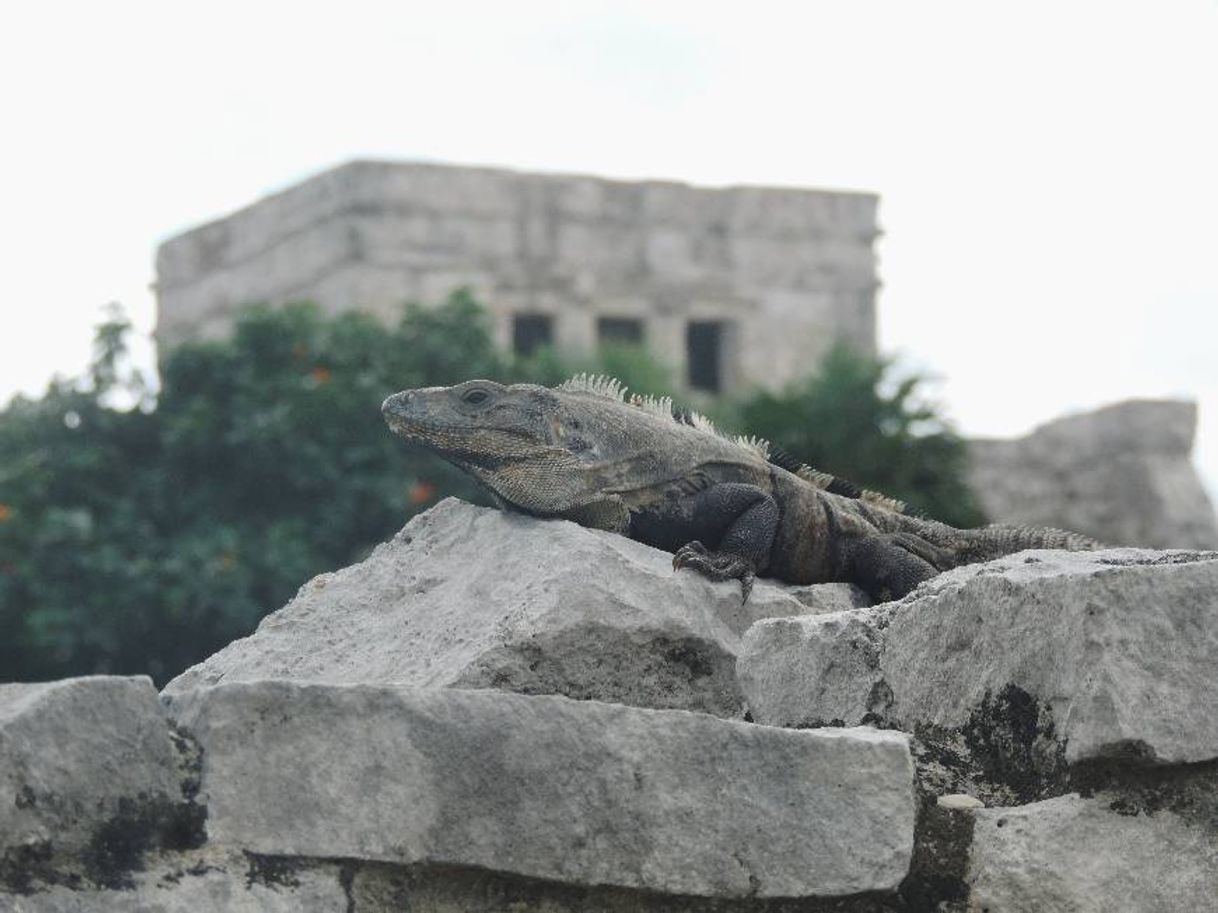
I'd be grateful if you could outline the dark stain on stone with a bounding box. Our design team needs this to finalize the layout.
[661,640,715,679]
[957,684,1068,804]
[168,721,206,805]
[0,784,205,895]
[0,840,62,895]
[82,793,206,890]
[244,852,305,889]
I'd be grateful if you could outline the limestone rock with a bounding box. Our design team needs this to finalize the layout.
[740,548,1218,765]
[164,681,917,899]
[0,676,187,878]
[969,399,1218,549]
[967,794,1218,912]
[165,499,861,717]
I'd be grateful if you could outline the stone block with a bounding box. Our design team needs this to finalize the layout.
[967,794,1218,912]
[165,499,857,718]
[740,549,1218,765]
[0,676,185,875]
[164,681,916,899]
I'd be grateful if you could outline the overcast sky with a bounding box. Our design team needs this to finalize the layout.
[2,0,1215,497]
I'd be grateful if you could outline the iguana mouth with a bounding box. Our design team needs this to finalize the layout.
[382,392,440,441]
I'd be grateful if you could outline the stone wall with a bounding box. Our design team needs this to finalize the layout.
[968,399,1218,549]
[155,161,880,393]
[5,500,1216,911]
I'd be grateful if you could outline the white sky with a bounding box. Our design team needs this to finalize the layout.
[2,0,1216,498]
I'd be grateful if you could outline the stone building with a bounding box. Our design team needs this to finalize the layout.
[155,160,880,393]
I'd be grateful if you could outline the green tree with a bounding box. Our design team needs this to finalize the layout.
[0,292,503,684]
[733,344,986,527]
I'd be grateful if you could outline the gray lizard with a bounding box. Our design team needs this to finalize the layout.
[382,375,1100,602]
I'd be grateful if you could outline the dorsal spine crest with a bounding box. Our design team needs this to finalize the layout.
[557,373,628,401]
[555,374,908,514]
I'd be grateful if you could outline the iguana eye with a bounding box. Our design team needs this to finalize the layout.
[462,389,490,405]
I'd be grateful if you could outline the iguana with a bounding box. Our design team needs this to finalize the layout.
[382,375,1100,602]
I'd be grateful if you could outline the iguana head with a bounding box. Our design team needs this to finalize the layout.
[382,378,623,515]
[383,375,764,520]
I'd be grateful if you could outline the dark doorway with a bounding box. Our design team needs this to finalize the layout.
[686,321,724,392]
[597,316,644,346]
[512,313,553,356]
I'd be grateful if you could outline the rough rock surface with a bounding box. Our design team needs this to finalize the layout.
[7,501,1218,911]
[969,398,1218,549]
[164,680,916,899]
[165,498,866,717]
[740,548,1218,766]
[967,794,1218,912]
[0,676,193,882]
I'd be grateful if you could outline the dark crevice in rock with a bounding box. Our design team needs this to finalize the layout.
[1071,756,1218,831]
[343,856,906,912]
[898,799,974,913]
[1096,551,1218,567]
[339,861,357,913]
[168,719,206,806]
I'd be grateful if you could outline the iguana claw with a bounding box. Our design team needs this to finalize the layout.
[673,541,756,603]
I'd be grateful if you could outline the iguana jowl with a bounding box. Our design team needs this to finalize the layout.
[382,375,1100,602]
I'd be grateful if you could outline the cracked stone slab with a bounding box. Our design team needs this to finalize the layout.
[967,794,1218,912]
[164,499,863,717]
[164,681,916,898]
[0,676,183,868]
[740,549,1218,765]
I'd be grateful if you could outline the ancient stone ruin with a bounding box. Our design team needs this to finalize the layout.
[4,499,1216,911]
[154,160,880,395]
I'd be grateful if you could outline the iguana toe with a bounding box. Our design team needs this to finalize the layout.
[672,540,710,569]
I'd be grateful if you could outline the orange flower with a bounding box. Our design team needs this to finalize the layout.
[0,503,11,522]
[408,481,437,506]
[309,366,332,385]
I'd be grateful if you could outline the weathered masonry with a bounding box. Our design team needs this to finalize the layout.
[155,160,880,393]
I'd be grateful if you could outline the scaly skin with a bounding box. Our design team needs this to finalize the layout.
[382,375,1101,602]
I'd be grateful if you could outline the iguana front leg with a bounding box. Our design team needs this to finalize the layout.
[659,483,780,603]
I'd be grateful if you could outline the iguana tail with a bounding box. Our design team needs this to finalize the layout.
[961,524,1104,562]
